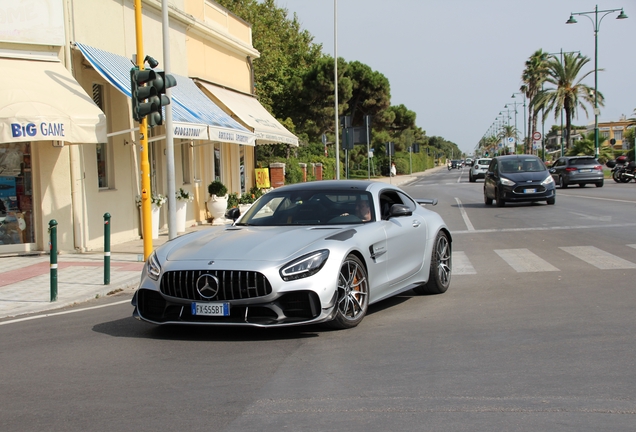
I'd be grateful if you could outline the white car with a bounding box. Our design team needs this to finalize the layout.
[469,158,492,182]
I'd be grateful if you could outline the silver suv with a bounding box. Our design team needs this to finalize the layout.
[469,158,492,182]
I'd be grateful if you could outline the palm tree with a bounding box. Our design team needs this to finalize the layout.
[521,49,550,153]
[566,132,613,163]
[533,53,602,153]
[498,125,519,154]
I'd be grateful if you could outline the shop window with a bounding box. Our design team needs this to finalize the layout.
[93,84,111,189]
[214,143,222,182]
[181,140,191,184]
[0,142,34,245]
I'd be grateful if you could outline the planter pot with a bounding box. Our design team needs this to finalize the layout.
[208,194,228,225]
[175,200,187,233]
[151,204,161,239]
[238,203,253,216]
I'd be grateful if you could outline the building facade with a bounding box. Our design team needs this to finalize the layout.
[0,0,297,254]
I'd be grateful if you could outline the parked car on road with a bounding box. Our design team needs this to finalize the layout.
[549,156,604,188]
[469,158,492,182]
[132,180,452,329]
[484,155,555,206]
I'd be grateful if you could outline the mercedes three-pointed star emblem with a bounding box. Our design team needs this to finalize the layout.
[196,273,220,300]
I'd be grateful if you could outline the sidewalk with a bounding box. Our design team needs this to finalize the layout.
[0,167,443,321]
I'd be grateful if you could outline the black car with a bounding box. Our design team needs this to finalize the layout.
[549,156,604,188]
[484,155,556,206]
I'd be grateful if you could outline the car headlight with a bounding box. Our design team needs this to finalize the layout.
[280,250,329,281]
[541,175,555,185]
[500,177,515,186]
[146,251,162,281]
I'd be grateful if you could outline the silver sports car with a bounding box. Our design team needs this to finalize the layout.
[132,180,452,329]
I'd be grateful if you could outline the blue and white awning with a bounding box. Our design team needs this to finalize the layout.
[74,43,255,145]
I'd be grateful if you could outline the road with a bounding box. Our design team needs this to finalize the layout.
[1,168,635,431]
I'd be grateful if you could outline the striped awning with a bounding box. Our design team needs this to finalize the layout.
[74,43,255,145]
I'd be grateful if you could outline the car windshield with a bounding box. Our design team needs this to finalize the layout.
[500,158,546,173]
[236,190,375,226]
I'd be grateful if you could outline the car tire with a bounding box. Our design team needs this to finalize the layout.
[328,254,369,329]
[559,176,568,188]
[578,183,585,188]
[495,189,505,207]
[596,181,603,187]
[414,231,451,295]
[484,189,492,205]
[546,197,556,205]
[469,173,475,182]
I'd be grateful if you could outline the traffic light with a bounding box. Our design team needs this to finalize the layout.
[130,67,176,127]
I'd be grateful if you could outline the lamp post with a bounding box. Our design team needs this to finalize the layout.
[510,92,526,153]
[567,5,628,158]
[505,101,524,154]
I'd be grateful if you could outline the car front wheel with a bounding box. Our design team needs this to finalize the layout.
[495,189,505,207]
[559,176,568,188]
[328,254,369,329]
[414,231,451,295]
[484,189,492,205]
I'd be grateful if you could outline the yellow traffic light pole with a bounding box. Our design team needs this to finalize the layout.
[134,0,153,260]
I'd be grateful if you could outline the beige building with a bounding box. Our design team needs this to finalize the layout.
[0,0,297,254]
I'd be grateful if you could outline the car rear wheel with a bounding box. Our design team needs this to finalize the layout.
[328,254,369,329]
[596,181,604,187]
[414,231,451,295]
[495,189,505,207]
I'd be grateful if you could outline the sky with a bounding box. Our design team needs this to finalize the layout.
[277,0,636,155]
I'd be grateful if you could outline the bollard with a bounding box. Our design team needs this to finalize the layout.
[104,213,111,285]
[49,220,58,302]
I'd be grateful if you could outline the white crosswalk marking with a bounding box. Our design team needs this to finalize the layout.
[559,246,636,270]
[452,251,476,275]
[628,244,636,250]
[494,248,560,272]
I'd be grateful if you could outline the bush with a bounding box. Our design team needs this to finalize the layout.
[207,180,227,196]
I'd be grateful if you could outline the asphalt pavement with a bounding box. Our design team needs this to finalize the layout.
[0,168,443,320]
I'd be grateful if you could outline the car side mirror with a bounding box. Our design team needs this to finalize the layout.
[388,204,412,218]
[226,207,241,222]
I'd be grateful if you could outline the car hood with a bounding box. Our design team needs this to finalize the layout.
[163,226,344,262]
[502,171,549,183]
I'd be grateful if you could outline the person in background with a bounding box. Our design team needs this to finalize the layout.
[390,162,397,177]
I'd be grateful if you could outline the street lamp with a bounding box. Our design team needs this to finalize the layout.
[567,5,628,158]
[510,92,526,153]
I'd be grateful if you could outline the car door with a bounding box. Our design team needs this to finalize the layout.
[484,158,498,198]
[378,190,428,297]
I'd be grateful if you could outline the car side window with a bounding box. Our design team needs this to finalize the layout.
[379,190,408,220]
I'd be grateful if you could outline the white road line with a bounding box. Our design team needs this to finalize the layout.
[559,246,636,270]
[558,193,636,204]
[454,197,475,231]
[452,222,636,235]
[452,251,476,275]
[0,299,131,326]
[495,249,560,273]
[628,245,636,250]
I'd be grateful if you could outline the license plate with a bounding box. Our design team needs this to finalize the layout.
[579,169,592,172]
[524,188,536,194]
[191,302,230,316]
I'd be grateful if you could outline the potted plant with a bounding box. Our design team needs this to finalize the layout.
[136,193,166,239]
[207,180,228,225]
[175,188,193,233]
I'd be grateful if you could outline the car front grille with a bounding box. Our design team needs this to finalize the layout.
[512,184,546,194]
[160,270,272,301]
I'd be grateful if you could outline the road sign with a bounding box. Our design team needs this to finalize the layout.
[532,131,542,141]
[507,137,515,144]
